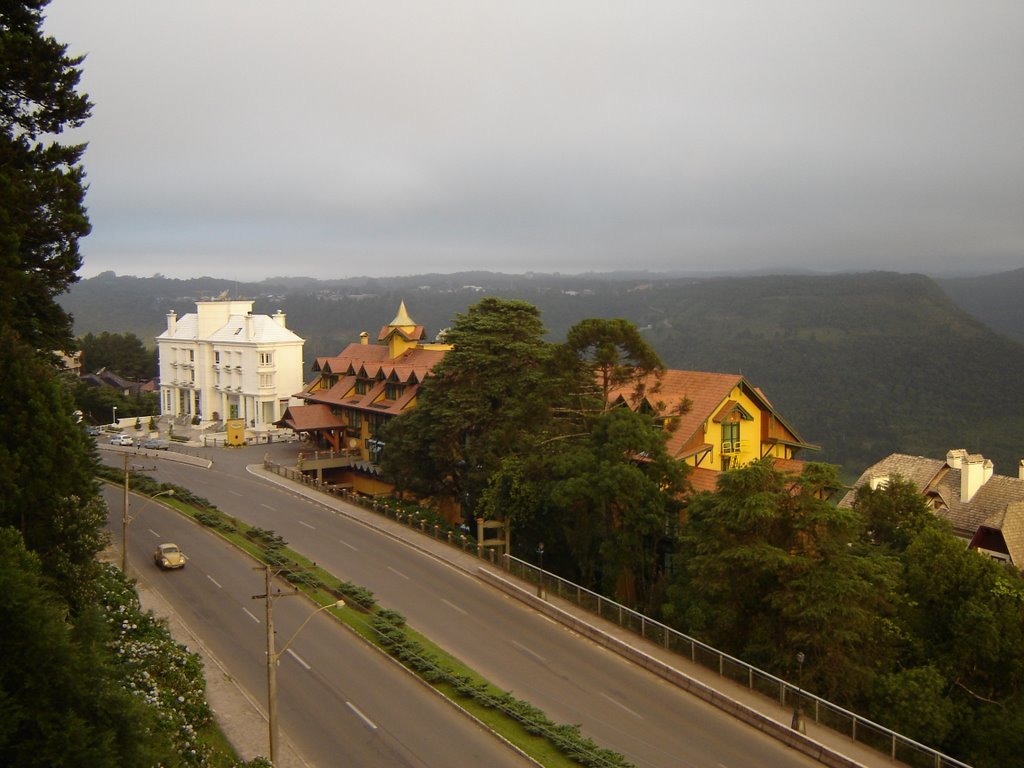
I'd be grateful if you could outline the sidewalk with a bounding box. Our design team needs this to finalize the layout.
[247,462,904,768]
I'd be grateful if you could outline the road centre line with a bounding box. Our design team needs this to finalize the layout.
[386,566,410,580]
[242,608,261,624]
[207,575,222,588]
[600,691,643,719]
[346,701,378,730]
[298,520,315,529]
[441,598,467,615]
[229,490,243,497]
[286,648,310,670]
[147,528,161,537]
[337,538,358,551]
[510,639,546,663]
[260,503,277,511]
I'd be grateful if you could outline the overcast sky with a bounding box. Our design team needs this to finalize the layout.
[44,1,1023,280]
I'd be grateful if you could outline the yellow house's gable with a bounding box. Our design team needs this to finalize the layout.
[608,370,818,480]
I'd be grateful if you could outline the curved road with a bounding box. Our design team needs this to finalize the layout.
[103,483,532,768]
[108,443,824,768]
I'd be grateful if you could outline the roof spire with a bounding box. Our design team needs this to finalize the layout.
[390,300,415,327]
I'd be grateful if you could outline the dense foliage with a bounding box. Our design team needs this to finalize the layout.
[78,330,158,379]
[0,0,91,353]
[662,463,1024,767]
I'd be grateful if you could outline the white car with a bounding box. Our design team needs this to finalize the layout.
[110,434,134,446]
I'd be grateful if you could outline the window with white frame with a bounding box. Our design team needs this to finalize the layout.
[259,352,274,366]
[259,373,274,388]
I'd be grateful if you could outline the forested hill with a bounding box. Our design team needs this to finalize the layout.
[937,267,1024,345]
[61,270,1024,477]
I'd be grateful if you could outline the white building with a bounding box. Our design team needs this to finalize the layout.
[156,300,305,428]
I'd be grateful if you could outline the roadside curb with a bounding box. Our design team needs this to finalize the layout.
[246,463,887,768]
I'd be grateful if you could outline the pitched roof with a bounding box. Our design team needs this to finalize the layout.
[157,312,303,344]
[312,343,445,383]
[608,369,813,460]
[841,452,1024,555]
[275,404,345,432]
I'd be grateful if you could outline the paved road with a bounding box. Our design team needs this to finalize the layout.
[105,442,829,768]
[102,483,533,768]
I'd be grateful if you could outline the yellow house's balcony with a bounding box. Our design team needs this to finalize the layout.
[721,440,743,455]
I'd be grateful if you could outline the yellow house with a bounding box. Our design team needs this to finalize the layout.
[607,370,819,492]
[275,302,451,493]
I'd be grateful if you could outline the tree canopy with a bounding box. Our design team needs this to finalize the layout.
[1,0,91,352]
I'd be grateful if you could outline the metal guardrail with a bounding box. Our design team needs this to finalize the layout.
[262,460,971,768]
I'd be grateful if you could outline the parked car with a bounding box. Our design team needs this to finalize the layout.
[110,433,134,446]
[142,438,170,450]
[153,543,187,570]
[86,426,102,436]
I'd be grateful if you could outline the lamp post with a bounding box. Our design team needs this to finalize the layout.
[254,566,344,765]
[536,542,545,598]
[112,405,118,426]
[791,651,806,733]
[121,478,175,574]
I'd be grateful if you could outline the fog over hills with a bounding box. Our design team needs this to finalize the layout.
[60,269,1024,478]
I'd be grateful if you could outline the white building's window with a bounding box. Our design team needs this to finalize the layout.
[259,352,274,366]
[189,349,195,362]
[259,373,274,388]
[214,351,220,364]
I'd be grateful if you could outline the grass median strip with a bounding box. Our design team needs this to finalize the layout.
[102,467,633,768]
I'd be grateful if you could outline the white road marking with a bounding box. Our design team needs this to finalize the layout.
[600,691,643,719]
[147,528,161,537]
[510,639,546,663]
[298,520,315,529]
[387,566,410,580]
[207,575,222,589]
[441,598,467,615]
[243,608,261,624]
[260,503,277,511]
[286,648,310,670]
[338,538,358,551]
[229,490,243,497]
[346,701,378,730]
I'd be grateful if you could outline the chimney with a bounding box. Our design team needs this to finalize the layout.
[166,311,177,335]
[360,331,368,345]
[246,311,254,339]
[946,449,967,469]
[961,454,990,502]
[273,309,287,328]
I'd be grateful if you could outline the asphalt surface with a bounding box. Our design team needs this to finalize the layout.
[103,482,534,768]
[100,440,883,768]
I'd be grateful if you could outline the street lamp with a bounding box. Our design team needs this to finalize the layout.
[536,541,545,598]
[254,567,344,766]
[112,405,118,426]
[791,651,806,734]
[122,482,175,574]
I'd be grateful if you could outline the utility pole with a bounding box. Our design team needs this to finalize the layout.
[252,565,299,765]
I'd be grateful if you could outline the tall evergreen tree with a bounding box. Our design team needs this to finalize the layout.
[1,0,91,352]
[381,298,557,517]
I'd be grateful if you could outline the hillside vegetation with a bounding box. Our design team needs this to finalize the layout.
[61,270,1024,477]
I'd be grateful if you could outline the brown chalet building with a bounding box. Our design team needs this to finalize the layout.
[275,302,451,495]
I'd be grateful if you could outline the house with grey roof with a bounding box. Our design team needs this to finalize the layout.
[156,300,305,429]
[840,449,1024,566]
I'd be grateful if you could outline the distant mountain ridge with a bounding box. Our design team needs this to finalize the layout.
[937,267,1024,344]
[60,269,1024,478]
